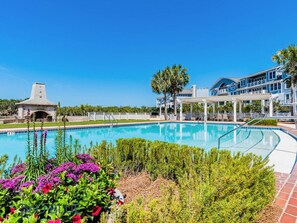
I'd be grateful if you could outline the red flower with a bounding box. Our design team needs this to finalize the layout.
[92,205,102,216]
[34,213,38,219]
[42,184,52,194]
[10,208,15,213]
[66,187,69,192]
[0,217,3,222]
[48,219,61,223]
[107,188,115,195]
[72,215,81,223]
[117,200,124,205]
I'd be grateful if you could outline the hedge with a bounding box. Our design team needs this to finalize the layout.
[247,119,277,126]
[91,138,276,223]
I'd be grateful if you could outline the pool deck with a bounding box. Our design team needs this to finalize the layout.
[0,121,166,133]
[274,123,297,223]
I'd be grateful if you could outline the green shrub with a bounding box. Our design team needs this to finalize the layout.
[92,138,276,223]
[248,119,277,126]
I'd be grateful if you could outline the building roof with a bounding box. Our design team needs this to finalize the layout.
[16,98,57,106]
[209,77,240,90]
[178,93,272,104]
[242,66,281,79]
[16,83,57,107]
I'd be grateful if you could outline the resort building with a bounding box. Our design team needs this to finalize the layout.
[16,83,57,121]
[209,66,297,112]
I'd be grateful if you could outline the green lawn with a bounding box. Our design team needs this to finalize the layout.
[0,120,155,129]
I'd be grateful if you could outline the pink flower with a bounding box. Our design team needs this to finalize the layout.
[117,200,124,205]
[48,219,61,223]
[92,205,102,216]
[42,184,52,194]
[72,215,81,223]
[10,208,15,213]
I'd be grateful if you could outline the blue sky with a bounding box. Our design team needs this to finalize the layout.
[0,0,297,106]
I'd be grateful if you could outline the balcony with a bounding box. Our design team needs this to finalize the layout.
[218,88,228,95]
[246,79,266,87]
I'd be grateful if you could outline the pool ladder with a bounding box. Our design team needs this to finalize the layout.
[103,114,118,126]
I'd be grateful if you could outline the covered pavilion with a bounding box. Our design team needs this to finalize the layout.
[178,93,274,122]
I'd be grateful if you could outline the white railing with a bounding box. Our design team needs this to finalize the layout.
[88,112,151,121]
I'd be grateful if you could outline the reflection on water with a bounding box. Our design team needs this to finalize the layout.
[0,123,279,162]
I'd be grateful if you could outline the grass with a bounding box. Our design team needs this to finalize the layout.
[0,120,155,129]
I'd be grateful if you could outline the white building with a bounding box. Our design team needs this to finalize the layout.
[16,83,57,121]
[156,85,209,108]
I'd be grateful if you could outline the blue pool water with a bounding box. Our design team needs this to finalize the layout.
[0,122,280,162]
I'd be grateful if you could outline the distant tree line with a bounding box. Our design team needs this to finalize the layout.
[60,105,158,116]
[0,99,158,117]
[0,99,22,116]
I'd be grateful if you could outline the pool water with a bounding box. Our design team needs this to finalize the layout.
[0,122,280,162]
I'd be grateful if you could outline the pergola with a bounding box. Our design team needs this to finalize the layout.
[178,93,274,122]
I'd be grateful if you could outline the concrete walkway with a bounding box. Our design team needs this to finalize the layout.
[274,124,297,223]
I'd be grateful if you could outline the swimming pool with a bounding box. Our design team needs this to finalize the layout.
[0,122,281,162]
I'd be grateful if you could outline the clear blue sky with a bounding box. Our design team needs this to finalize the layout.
[0,0,296,106]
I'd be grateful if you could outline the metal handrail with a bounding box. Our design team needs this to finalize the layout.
[218,116,297,150]
[217,118,261,149]
[103,114,118,126]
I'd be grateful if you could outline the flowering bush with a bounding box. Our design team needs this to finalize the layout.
[0,154,118,222]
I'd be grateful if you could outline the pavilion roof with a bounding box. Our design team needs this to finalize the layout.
[178,93,272,104]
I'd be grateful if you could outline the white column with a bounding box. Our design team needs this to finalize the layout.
[190,104,193,119]
[180,103,183,121]
[233,100,237,122]
[204,101,207,122]
[269,97,273,117]
[159,106,162,119]
[212,103,215,113]
[239,101,242,114]
[261,100,265,114]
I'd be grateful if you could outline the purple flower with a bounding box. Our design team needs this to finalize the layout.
[11,163,26,175]
[50,162,76,175]
[43,130,48,145]
[75,163,100,174]
[45,163,54,172]
[20,180,35,189]
[76,154,95,163]
[66,173,78,182]
[0,175,25,191]
[34,132,38,148]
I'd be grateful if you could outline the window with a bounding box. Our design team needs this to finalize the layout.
[270,84,273,91]
[273,71,276,79]
[269,72,272,79]
[274,83,277,90]
[286,94,290,100]
[278,83,281,90]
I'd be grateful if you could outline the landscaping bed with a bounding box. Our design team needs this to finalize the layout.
[0,134,276,222]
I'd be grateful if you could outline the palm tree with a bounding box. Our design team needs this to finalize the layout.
[167,65,190,115]
[151,70,171,120]
[272,45,297,116]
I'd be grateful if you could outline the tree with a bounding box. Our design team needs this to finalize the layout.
[272,45,297,116]
[167,65,190,115]
[151,70,171,120]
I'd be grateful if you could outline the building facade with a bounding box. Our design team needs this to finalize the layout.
[209,67,296,110]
